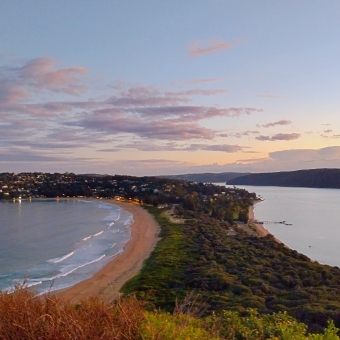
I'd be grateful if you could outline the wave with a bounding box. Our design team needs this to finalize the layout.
[107,222,115,228]
[48,251,75,263]
[98,203,115,210]
[107,247,124,259]
[124,216,134,226]
[58,255,106,278]
[27,280,42,288]
[38,254,107,283]
[102,212,121,222]
[82,230,104,241]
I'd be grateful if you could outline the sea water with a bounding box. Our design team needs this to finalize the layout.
[223,184,340,268]
[0,199,133,294]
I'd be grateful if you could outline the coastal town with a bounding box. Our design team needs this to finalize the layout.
[0,172,256,223]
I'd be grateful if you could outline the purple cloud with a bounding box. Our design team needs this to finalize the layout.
[257,120,292,128]
[256,133,300,141]
[0,58,265,159]
[232,130,259,138]
[185,144,246,152]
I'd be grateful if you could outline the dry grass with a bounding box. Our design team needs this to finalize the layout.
[0,288,144,340]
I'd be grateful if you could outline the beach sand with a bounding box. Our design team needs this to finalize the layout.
[248,204,282,243]
[57,200,160,303]
[248,205,271,237]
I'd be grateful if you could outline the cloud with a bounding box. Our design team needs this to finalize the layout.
[257,120,292,128]
[269,146,340,163]
[69,116,216,140]
[106,86,226,107]
[173,78,223,86]
[256,133,300,141]
[185,144,246,152]
[142,146,340,175]
[0,149,69,162]
[63,85,262,141]
[320,130,340,139]
[0,57,88,107]
[0,58,265,166]
[19,57,88,95]
[98,142,247,153]
[231,130,259,138]
[188,39,242,58]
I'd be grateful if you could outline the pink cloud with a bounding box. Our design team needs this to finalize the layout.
[0,84,28,105]
[0,57,88,108]
[188,39,242,58]
[20,57,88,95]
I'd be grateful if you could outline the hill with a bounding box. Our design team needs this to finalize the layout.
[228,168,340,188]
[163,172,249,183]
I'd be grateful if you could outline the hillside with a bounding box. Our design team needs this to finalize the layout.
[163,172,249,183]
[228,168,340,188]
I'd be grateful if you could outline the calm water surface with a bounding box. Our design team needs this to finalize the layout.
[223,185,340,267]
[0,200,132,294]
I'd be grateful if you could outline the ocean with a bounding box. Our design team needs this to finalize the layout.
[0,199,133,294]
[223,184,340,268]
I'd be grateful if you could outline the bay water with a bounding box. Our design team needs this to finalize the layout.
[223,184,340,268]
[0,199,133,294]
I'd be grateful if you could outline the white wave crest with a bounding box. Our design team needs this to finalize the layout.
[82,230,104,241]
[58,255,106,278]
[48,251,75,263]
[27,280,43,288]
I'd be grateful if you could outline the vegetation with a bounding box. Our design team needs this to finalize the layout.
[0,288,339,339]
[227,168,340,188]
[123,206,340,333]
[3,171,340,336]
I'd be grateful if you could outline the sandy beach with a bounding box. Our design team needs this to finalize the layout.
[248,204,271,237]
[57,201,160,303]
[248,203,282,243]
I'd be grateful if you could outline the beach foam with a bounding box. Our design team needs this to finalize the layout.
[0,200,133,294]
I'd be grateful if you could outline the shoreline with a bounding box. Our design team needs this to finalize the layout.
[248,203,282,243]
[248,204,270,237]
[56,200,160,303]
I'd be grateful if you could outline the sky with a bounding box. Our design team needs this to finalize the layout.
[1,1,340,176]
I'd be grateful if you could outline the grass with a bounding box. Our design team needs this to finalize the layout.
[0,288,144,339]
[121,206,188,309]
[1,288,339,339]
